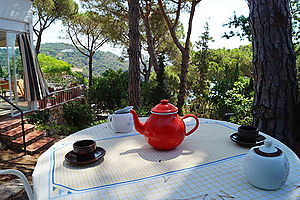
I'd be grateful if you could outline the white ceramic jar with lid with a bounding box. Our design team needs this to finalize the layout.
[243,139,290,190]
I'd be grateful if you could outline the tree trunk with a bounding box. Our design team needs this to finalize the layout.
[144,66,151,83]
[128,0,141,108]
[35,31,43,54]
[140,56,151,83]
[177,51,189,115]
[157,0,199,115]
[139,2,159,74]
[88,54,93,88]
[248,0,299,153]
[143,17,159,74]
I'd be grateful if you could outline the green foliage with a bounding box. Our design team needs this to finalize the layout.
[222,13,251,41]
[146,7,183,62]
[203,46,252,119]
[224,77,254,125]
[72,71,86,85]
[164,65,180,102]
[149,56,171,105]
[89,119,107,127]
[25,110,50,125]
[26,102,98,136]
[0,48,23,79]
[141,81,156,106]
[81,0,129,46]
[135,106,152,117]
[33,0,78,20]
[223,2,299,44]
[141,58,178,107]
[64,11,110,57]
[188,43,253,122]
[187,23,214,117]
[63,100,95,129]
[81,0,182,65]
[38,53,72,74]
[38,53,83,86]
[207,46,253,81]
[32,0,78,52]
[36,123,78,136]
[88,69,128,113]
[64,10,123,87]
[0,67,4,78]
[39,43,128,77]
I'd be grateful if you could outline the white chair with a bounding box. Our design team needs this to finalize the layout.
[0,169,34,200]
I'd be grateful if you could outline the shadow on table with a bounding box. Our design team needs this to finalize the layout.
[63,158,105,170]
[120,144,195,162]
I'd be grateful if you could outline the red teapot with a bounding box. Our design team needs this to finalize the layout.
[130,100,199,150]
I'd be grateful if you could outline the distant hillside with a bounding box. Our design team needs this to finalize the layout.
[40,43,128,77]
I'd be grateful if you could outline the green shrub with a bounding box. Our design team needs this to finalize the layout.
[63,100,95,129]
[135,106,152,117]
[141,57,174,108]
[89,119,107,127]
[225,77,254,125]
[25,110,50,124]
[36,124,78,136]
[149,56,171,105]
[88,69,128,113]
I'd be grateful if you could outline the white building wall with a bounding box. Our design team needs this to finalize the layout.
[0,0,32,33]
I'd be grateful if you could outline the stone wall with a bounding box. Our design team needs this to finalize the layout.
[47,98,84,125]
[48,104,67,125]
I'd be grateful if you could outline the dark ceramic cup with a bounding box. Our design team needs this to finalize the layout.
[237,125,259,142]
[73,139,96,155]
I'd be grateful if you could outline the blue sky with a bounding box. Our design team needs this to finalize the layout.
[37,0,250,55]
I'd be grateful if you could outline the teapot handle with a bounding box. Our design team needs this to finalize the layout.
[107,115,116,132]
[182,114,199,136]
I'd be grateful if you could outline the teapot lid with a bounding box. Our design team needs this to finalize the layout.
[254,139,282,157]
[151,100,178,114]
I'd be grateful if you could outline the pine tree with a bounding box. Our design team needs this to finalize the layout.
[150,56,170,105]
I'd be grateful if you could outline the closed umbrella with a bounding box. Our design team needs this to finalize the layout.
[18,33,49,101]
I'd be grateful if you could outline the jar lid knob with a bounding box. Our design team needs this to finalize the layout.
[258,139,277,154]
[265,140,272,147]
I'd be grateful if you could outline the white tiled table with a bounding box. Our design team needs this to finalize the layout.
[32,118,300,200]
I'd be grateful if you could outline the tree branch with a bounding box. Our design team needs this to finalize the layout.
[94,38,108,51]
[67,26,89,57]
[139,0,159,72]
[185,0,200,49]
[72,25,90,52]
[173,0,182,29]
[139,54,147,76]
[158,0,184,53]
[33,27,40,37]
[43,17,56,30]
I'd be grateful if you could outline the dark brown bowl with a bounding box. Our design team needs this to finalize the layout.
[73,139,96,155]
[238,125,258,142]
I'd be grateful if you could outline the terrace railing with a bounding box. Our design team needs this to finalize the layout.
[37,85,85,110]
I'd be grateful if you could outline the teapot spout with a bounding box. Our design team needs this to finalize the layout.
[130,109,145,135]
